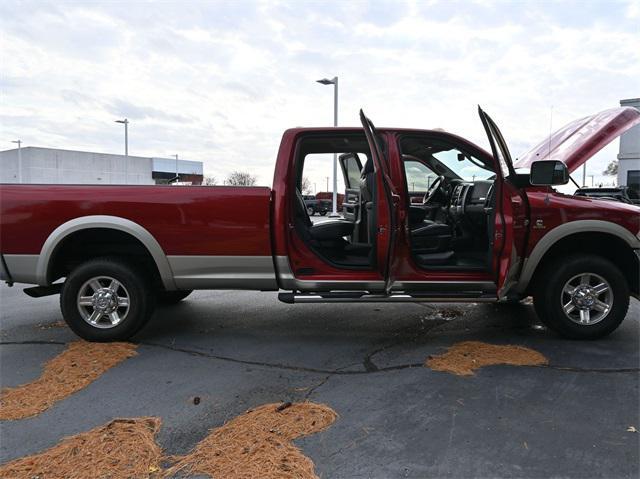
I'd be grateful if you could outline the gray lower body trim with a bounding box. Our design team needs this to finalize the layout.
[274,255,385,291]
[167,255,278,290]
[2,254,39,284]
[275,255,497,294]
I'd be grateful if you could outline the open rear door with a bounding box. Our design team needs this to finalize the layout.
[338,153,362,223]
[359,110,399,294]
[478,106,528,298]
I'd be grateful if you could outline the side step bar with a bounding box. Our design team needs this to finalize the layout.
[23,283,63,298]
[278,291,497,304]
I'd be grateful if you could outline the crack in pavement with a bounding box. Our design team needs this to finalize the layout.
[1,340,638,376]
[304,375,333,400]
[361,317,452,372]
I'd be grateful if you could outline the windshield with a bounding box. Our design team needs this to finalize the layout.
[431,148,495,182]
[400,136,495,183]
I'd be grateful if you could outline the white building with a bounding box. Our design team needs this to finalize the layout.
[618,98,640,192]
[0,146,203,185]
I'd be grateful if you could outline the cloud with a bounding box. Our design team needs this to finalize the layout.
[0,0,637,187]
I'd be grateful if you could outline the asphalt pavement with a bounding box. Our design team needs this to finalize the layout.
[1,284,638,478]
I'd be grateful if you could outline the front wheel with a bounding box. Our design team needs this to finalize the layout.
[533,255,629,339]
[60,258,156,341]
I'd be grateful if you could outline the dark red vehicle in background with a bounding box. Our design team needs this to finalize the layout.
[1,107,639,341]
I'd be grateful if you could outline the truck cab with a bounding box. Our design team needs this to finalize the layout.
[273,107,640,340]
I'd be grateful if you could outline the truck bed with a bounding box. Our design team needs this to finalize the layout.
[0,184,275,289]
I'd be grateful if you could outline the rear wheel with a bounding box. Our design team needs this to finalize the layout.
[306,206,315,216]
[158,290,192,304]
[533,255,629,339]
[320,210,328,216]
[60,258,155,341]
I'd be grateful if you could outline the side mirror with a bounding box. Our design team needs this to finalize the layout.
[530,160,569,186]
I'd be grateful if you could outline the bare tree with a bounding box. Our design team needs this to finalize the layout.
[603,160,618,176]
[203,175,218,186]
[301,176,313,195]
[226,171,257,186]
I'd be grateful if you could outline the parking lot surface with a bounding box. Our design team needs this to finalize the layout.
[1,284,639,478]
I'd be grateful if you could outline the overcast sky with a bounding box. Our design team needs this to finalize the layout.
[1,0,638,187]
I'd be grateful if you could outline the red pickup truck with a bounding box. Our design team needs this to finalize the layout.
[2,107,639,341]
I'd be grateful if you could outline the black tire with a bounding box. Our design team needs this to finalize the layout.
[320,210,328,216]
[60,258,156,342]
[306,206,315,216]
[158,290,192,304]
[532,255,629,339]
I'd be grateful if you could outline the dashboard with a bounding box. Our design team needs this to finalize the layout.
[448,180,493,218]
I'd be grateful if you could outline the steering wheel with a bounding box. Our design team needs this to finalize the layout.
[423,175,445,204]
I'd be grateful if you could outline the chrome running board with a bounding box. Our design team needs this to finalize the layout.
[278,291,497,304]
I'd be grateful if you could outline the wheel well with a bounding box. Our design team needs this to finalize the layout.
[48,228,162,288]
[528,232,639,296]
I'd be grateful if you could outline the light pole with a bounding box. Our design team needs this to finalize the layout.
[115,119,129,184]
[317,76,339,216]
[115,119,129,155]
[11,140,22,183]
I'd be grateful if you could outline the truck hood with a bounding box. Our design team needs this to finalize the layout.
[514,107,640,173]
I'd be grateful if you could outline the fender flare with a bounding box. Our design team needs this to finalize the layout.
[515,219,640,293]
[36,215,176,290]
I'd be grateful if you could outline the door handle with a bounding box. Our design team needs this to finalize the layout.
[511,197,522,206]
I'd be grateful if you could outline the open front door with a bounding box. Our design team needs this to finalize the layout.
[478,106,529,298]
[359,110,400,294]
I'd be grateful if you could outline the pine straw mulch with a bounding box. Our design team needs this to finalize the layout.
[0,341,137,420]
[0,402,337,479]
[165,401,338,479]
[0,417,163,479]
[425,341,548,376]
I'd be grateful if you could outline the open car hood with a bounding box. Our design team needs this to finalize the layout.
[514,107,640,173]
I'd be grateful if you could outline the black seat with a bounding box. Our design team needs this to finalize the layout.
[295,189,353,242]
[358,157,377,244]
[412,222,451,237]
[410,218,452,254]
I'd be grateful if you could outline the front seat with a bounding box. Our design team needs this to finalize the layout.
[294,189,354,242]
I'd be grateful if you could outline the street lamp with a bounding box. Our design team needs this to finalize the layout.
[11,140,22,183]
[316,76,339,217]
[115,119,129,184]
[115,119,129,156]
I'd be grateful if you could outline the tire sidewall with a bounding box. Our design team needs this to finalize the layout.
[538,255,629,339]
[61,258,154,341]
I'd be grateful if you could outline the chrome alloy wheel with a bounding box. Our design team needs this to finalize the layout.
[561,272,613,325]
[77,276,130,329]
